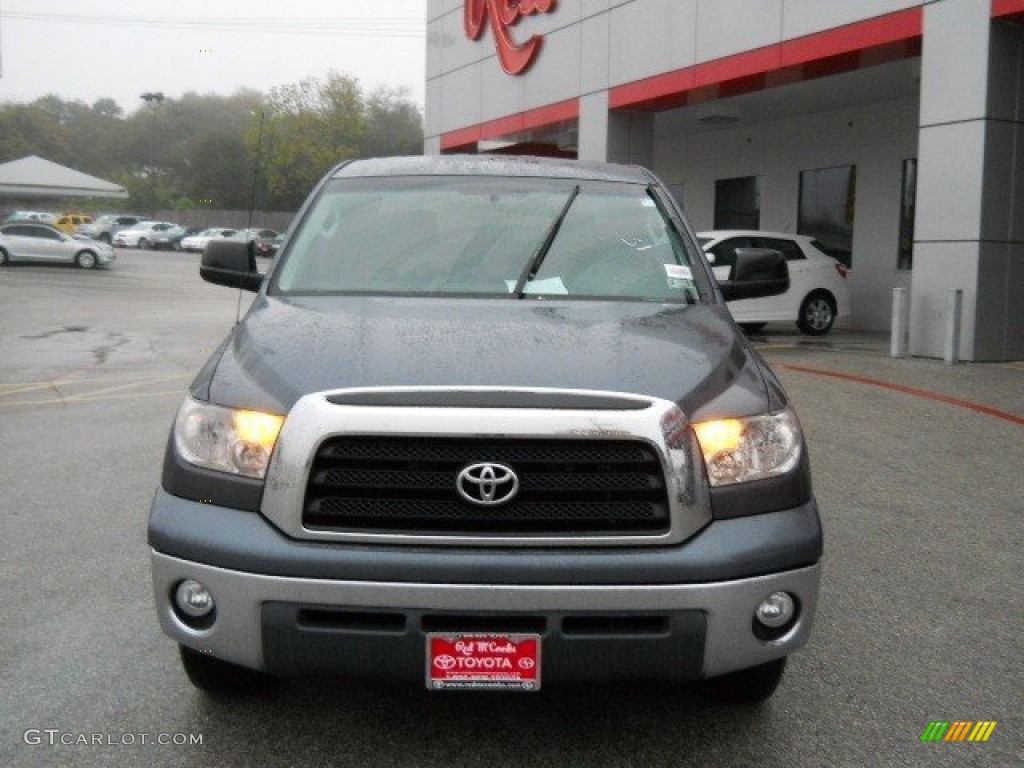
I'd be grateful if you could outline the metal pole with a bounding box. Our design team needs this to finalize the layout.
[944,289,962,365]
[246,110,266,230]
[891,287,909,358]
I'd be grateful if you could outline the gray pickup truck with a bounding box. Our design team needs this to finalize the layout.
[149,155,822,702]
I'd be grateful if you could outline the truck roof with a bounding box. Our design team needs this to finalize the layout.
[331,155,655,184]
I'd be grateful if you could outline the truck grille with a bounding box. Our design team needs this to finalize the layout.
[303,436,670,535]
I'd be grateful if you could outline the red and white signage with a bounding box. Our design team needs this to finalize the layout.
[427,633,541,690]
[464,0,557,75]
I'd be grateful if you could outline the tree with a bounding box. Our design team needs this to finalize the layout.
[189,132,253,209]
[0,102,73,166]
[0,74,422,213]
[359,86,424,158]
[255,72,365,209]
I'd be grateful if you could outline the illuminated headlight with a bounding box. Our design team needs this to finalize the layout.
[692,409,802,487]
[174,396,284,479]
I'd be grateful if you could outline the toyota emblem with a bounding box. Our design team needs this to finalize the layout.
[456,462,519,506]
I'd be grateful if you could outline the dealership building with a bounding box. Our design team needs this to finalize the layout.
[425,0,1024,361]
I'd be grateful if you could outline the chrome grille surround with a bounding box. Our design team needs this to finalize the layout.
[261,387,710,547]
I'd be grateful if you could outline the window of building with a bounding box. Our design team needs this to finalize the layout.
[714,176,760,230]
[898,158,917,271]
[798,165,856,267]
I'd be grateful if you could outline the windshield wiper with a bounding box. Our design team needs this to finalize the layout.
[511,184,580,298]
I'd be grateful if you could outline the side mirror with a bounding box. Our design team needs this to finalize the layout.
[200,239,262,292]
[718,247,789,301]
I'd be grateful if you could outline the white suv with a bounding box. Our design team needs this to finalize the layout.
[698,231,852,335]
[112,221,178,249]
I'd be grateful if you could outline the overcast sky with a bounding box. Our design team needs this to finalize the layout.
[0,0,427,112]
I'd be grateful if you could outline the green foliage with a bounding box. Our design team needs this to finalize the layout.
[0,74,423,212]
[257,72,376,209]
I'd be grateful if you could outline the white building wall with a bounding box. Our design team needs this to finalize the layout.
[653,96,919,331]
[426,0,923,142]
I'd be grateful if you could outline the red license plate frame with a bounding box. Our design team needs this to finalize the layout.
[426,633,541,691]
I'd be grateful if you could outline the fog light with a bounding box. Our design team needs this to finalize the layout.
[175,580,214,618]
[756,592,795,628]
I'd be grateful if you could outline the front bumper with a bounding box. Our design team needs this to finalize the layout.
[150,491,822,683]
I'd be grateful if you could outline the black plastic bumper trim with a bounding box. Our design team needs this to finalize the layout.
[261,603,707,682]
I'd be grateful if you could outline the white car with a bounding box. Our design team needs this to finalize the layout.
[697,230,851,335]
[180,228,237,253]
[112,221,178,249]
[0,222,115,268]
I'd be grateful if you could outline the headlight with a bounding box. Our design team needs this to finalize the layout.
[174,397,284,479]
[693,409,802,487]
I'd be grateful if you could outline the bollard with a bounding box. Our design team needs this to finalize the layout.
[944,289,962,365]
[891,288,909,358]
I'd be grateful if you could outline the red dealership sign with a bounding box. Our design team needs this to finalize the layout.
[464,0,556,75]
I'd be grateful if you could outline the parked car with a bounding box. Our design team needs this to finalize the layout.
[255,233,285,259]
[0,222,115,268]
[112,221,178,249]
[4,210,58,225]
[55,213,93,234]
[76,214,146,244]
[697,230,851,335]
[180,227,236,253]
[150,156,821,703]
[151,226,202,252]
[230,228,281,257]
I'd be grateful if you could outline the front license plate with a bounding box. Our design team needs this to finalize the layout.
[427,633,541,691]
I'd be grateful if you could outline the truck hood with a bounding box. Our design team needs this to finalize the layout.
[200,295,769,420]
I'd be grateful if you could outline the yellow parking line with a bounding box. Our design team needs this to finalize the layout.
[0,389,185,408]
[0,373,190,398]
[62,374,188,401]
[0,381,66,397]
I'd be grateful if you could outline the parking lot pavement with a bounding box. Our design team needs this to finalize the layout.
[1,253,1021,767]
[751,328,1024,423]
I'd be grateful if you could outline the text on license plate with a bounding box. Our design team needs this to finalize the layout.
[427,633,541,691]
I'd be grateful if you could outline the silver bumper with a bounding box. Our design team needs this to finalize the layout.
[152,551,820,679]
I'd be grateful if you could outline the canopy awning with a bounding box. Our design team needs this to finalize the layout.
[0,155,128,199]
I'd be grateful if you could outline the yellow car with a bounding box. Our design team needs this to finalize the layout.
[55,213,92,234]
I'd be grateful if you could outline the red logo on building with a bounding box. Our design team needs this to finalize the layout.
[464,0,556,75]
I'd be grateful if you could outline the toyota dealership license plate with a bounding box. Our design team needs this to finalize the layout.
[427,634,541,691]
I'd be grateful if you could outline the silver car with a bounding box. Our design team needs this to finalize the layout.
[0,223,116,268]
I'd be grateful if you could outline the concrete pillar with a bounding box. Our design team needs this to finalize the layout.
[577,90,655,168]
[911,1,1024,361]
[607,110,655,168]
[578,91,611,162]
[423,135,442,155]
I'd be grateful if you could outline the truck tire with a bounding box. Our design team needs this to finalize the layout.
[700,657,787,704]
[178,645,275,695]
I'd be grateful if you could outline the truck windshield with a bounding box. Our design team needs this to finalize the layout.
[273,175,702,302]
